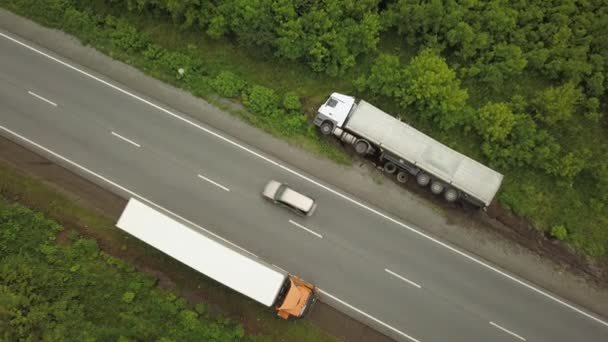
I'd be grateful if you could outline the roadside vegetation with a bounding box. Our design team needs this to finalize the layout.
[0,200,246,340]
[1,0,607,257]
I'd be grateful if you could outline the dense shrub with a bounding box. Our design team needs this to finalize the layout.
[282,92,302,113]
[551,225,568,241]
[532,82,583,126]
[210,71,247,98]
[62,7,99,42]
[243,85,280,115]
[399,49,469,127]
[105,16,150,53]
[475,102,517,143]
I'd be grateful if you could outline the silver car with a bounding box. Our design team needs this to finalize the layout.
[262,180,317,216]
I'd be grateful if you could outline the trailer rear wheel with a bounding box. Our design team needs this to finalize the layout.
[354,140,369,155]
[396,171,409,183]
[320,121,334,135]
[416,173,431,186]
[430,181,444,194]
[444,188,459,202]
[384,162,397,174]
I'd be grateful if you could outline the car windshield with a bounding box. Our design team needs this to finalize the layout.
[274,184,287,200]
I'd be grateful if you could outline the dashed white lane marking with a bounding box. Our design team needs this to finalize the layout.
[28,90,57,106]
[289,220,323,239]
[385,269,422,289]
[111,131,141,147]
[0,124,257,260]
[197,173,230,192]
[490,321,526,341]
[3,32,607,330]
[288,220,323,239]
[319,289,422,342]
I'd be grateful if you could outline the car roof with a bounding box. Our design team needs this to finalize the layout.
[263,180,283,199]
[279,187,314,212]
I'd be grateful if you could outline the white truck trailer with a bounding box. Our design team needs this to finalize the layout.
[314,93,504,207]
[116,198,317,319]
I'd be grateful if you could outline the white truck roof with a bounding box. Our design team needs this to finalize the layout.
[346,100,504,206]
[116,198,287,307]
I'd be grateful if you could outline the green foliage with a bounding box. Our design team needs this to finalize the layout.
[0,200,246,341]
[282,92,302,112]
[243,85,280,115]
[583,97,603,123]
[358,54,402,98]
[551,225,568,241]
[400,49,469,130]
[210,71,247,98]
[105,0,382,76]
[62,7,99,42]
[466,44,528,89]
[532,82,583,126]
[475,102,517,143]
[106,16,150,53]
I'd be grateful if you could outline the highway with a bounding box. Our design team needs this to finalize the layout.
[1,30,607,342]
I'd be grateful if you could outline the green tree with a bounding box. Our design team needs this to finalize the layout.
[470,44,528,88]
[532,81,583,126]
[358,53,402,97]
[399,48,469,130]
[475,102,517,143]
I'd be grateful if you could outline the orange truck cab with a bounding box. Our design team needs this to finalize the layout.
[275,275,317,319]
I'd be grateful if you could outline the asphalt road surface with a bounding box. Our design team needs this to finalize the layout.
[1,31,607,342]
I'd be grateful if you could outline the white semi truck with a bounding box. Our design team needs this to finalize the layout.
[314,93,504,207]
[116,198,317,319]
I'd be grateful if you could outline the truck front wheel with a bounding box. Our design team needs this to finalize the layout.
[354,140,370,155]
[416,173,431,186]
[320,121,334,135]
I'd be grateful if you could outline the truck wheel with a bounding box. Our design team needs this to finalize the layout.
[430,181,444,194]
[354,140,369,155]
[396,171,409,183]
[416,173,430,186]
[384,162,397,174]
[444,188,459,202]
[320,121,334,135]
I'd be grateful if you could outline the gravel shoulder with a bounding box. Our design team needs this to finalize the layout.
[1,6,607,332]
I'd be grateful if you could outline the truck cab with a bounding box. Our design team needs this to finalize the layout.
[275,275,317,319]
[314,92,355,134]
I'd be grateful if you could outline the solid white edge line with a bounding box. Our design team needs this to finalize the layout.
[288,220,323,239]
[0,124,257,260]
[197,174,230,192]
[385,269,422,289]
[272,264,287,273]
[28,90,57,107]
[111,131,141,148]
[489,321,527,341]
[319,289,421,342]
[2,31,607,329]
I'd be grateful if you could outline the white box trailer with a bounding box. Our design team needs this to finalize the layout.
[116,198,316,318]
[314,93,503,207]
